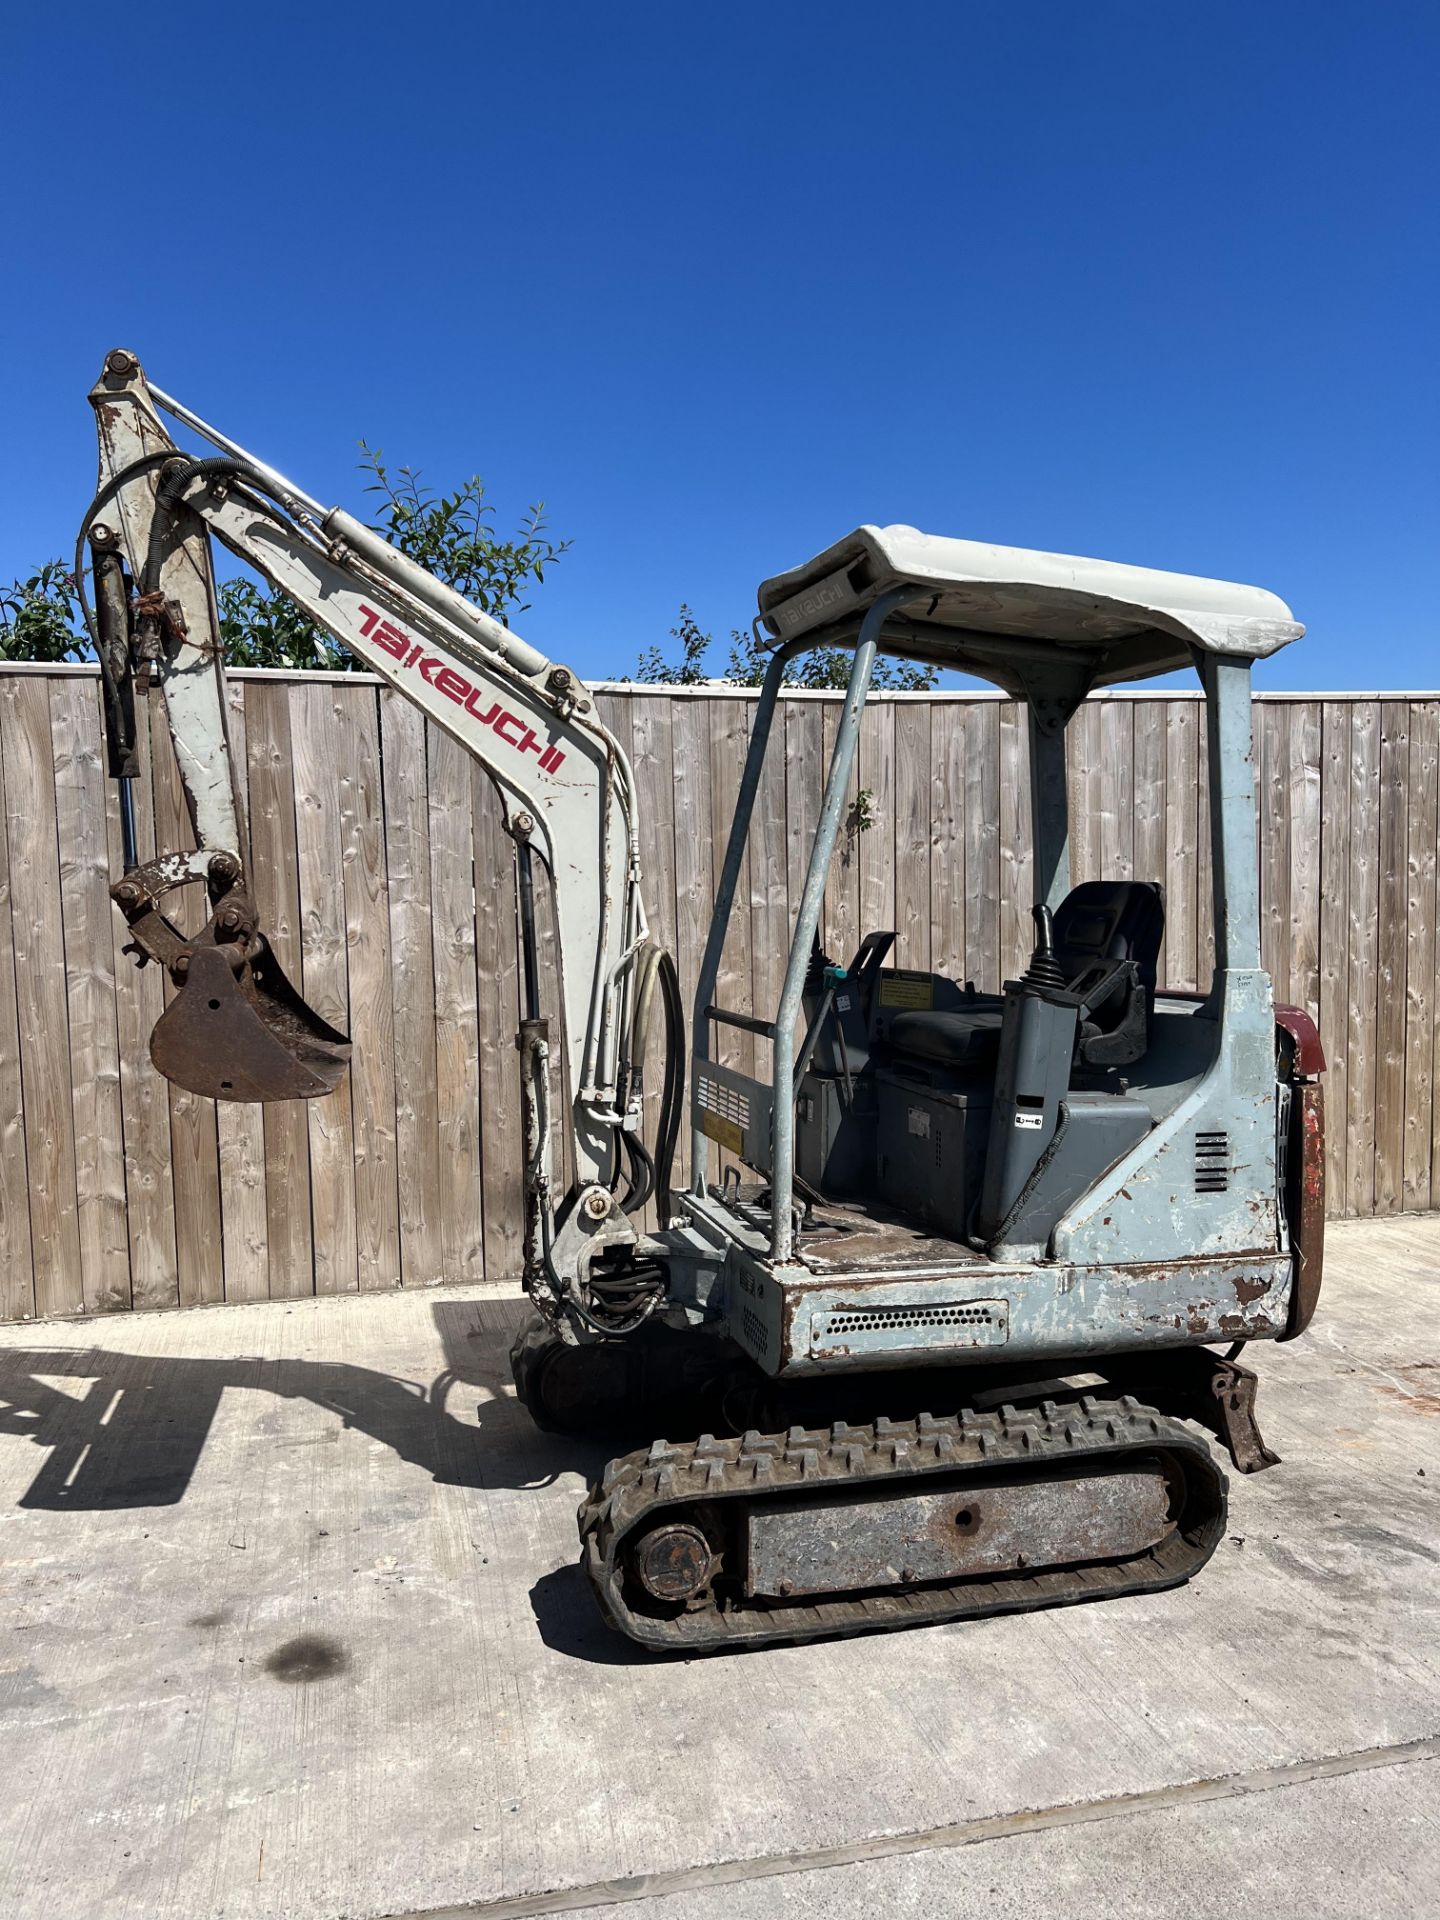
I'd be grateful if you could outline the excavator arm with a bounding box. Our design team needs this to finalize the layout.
[84,349,680,1310]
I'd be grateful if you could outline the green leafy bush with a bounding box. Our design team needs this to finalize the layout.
[2,449,569,673]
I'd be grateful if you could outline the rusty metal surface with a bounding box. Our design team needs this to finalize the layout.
[742,1456,1175,1599]
[150,943,350,1102]
[759,1249,1295,1378]
[1281,1083,1326,1341]
[1112,1345,1280,1475]
[633,1522,715,1603]
[1209,1356,1281,1473]
[1275,1004,1328,1078]
[580,1395,1228,1651]
[796,1203,989,1275]
[110,853,350,1103]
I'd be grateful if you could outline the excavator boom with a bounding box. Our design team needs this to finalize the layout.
[85,348,673,1299]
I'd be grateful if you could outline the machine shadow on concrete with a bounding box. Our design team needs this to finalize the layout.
[0,1301,618,1515]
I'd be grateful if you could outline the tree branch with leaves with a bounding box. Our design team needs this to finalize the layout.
[2,448,570,673]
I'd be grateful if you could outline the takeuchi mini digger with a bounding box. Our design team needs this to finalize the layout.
[79,349,1326,1651]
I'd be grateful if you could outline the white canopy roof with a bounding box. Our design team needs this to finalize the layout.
[757,526,1302,687]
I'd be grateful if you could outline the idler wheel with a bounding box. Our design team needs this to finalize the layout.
[631,1522,714,1603]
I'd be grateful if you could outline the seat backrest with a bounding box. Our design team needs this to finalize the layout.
[1052,881,1165,1034]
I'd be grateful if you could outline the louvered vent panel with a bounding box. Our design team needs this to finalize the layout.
[697,1075,750,1128]
[1195,1130,1231,1193]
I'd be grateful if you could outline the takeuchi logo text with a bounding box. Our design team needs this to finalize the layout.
[357,604,566,775]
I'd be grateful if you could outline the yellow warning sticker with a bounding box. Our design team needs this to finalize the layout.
[878,972,934,1010]
[700,1111,743,1155]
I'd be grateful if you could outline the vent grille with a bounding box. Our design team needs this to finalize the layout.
[811,1298,1009,1355]
[827,1303,996,1335]
[1195,1130,1231,1193]
[698,1075,750,1128]
[933,1127,944,1169]
[740,1307,770,1358]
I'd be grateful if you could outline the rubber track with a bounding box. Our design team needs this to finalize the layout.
[578,1395,1228,1651]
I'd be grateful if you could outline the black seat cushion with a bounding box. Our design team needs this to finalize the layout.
[1052,881,1165,1032]
[887,1003,1004,1068]
[885,884,1163,1071]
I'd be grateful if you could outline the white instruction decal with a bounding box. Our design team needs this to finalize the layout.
[1014,1113,1044,1130]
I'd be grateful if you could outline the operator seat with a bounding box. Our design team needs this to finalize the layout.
[886,881,1165,1071]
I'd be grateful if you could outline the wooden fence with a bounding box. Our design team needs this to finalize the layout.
[0,667,1435,1322]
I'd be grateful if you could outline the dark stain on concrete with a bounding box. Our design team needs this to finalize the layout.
[188,1608,230,1630]
[263,1633,349,1684]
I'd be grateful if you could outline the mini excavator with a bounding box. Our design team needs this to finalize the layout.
[80,350,1325,1650]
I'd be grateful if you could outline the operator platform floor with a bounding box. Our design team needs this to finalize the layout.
[0,1218,1436,1920]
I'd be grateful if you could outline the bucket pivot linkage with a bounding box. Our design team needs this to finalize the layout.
[110,850,350,1103]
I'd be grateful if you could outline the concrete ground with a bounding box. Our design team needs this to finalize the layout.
[0,1218,1436,1920]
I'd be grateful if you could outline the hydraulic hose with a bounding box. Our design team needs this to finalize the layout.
[654,949,685,1222]
[619,941,685,1226]
[73,449,204,652]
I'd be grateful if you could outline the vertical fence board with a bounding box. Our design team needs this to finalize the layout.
[1259,705,1293,1005]
[930,705,965,981]
[673,697,718,1180]
[246,680,314,1298]
[294,683,359,1292]
[52,678,130,1312]
[1287,703,1324,1023]
[1345,702,1382,1217]
[631,694,680,1194]
[0,677,83,1318]
[1402,703,1437,1212]
[472,768,522,1281]
[1319,702,1353,1209]
[1067,702,1104,888]
[671,698,714,1025]
[858,702,896,948]
[1099,701,1135,883]
[382,693,442,1289]
[337,685,401,1291]
[893,702,931,975]
[963,703,999,986]
[294,682,359,1292]
[0,694,35,1321]
[428,723,483,1283]
[150,692,226,1308]
[1197,716,1216,986]
[1163,702,1199,992]
[1132,702,1165,974]
[781,702,822,1151]
[707,698,754,1085]
[107,691,179,1307]
[821,701,861,964]
[748,698,789,1088]
[997,702,1033,981]
[216,680,269,1301]
[1374,703,1411,1215]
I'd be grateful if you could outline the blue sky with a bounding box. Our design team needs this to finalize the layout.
[3,3,1436,690]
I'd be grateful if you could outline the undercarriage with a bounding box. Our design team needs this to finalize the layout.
[512,1307,1277,1652]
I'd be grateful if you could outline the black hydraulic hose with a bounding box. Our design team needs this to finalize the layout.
[73,449,311,651]
[154,453,296,517]
[619,1129,656,1216]
[654,948,685,1223]
[72,449,201,651]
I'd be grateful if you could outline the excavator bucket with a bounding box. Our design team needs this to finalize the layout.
[150,937,351,1103]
